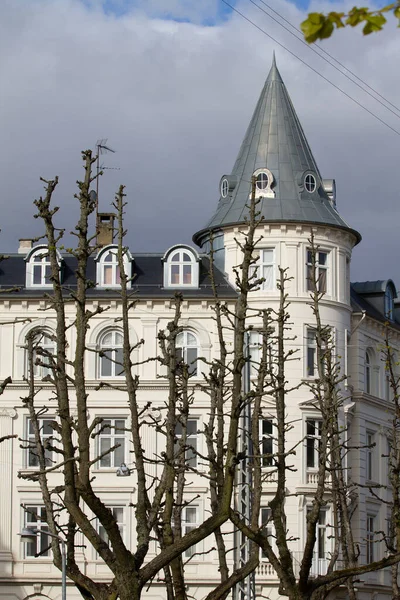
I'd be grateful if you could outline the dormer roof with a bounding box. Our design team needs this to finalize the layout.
[194,55,360,246]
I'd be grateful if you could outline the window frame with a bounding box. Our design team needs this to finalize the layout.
[175,330,199,377]
[23,505,50,558]
[26,417,55,469]
[96,418,127,469]
[260,506,275,559]
[366,514,375,563]
[26,329,56,380]
[305,418,322,471]
[250,248,275,291]
[182,505,200,558]
[260,418,275,468]
[175,418,198,468]
[96,506,126,555]
[163,246,199,289]
[306,249,329,295]
[366,430,375,482]
[98,329,124,379]
[95,245,132,289]
[25,246,61,289]
[385,284,394,320]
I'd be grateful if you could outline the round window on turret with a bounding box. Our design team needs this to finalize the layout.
[256,172,269,190]
[220,178,229,198]
[304,174,317,193]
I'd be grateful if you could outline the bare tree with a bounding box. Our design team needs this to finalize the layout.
[18,154,263,600]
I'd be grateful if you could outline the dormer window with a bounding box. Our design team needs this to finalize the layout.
[256,172,268,190]
[251,169,275,198]
[163,245,199,289]
[96,245,132,288]
[220,178,229,198]
[26,245,61,288]
[304,173,317,193]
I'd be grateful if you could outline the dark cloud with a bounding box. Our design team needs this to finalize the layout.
[0,0,399,284]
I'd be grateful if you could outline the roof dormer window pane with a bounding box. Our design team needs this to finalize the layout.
[164,246,199,288]
[256,172,268,190]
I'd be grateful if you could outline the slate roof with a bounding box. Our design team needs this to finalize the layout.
[193,55,360,245]
[0,254,237,299]
[351,281,400,330]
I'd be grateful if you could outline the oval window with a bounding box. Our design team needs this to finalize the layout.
[256,172,268,190]
[304,174,316,193]
[220,178,229,198]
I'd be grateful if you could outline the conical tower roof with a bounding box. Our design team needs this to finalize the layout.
[193,56,360,246]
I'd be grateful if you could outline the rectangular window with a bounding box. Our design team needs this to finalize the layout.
[366,515,375,563]
[307,507,329,575]
[98,506,125,549]
[98,419,126,468]
[27,418,54,468]
[307,250,328,293]
[260,507,275,559]
[24,505,49,557]
[182,506,199,558]
[261,419,274,467]
[306,328,317,377]
[366,431,374,481]
[306,419,322,469]
[251,249,275,291]
[175,419,198,468]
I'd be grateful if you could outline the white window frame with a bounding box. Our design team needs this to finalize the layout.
[365,351,372,394]
[260,419,275,468]
[182,505,200,558]
[175,418,198,468]
[306,249,328,294]
[306,328,317,378]
[24,505,50,558]
[26,417,55,468]
[366,514,375,563]
[25,246,61,289]
[385,284,394,320]
[306,507,331,576]
[260,506,275,559]
[26,330,56,380]
[163,246,199,289]
[176,330,199,377]
[366,430,375,482]
[95,245,132,289]
[97,418,126,469]
[98,329,124,379]
[97,506,125,552]
[251,248,275,291]
[305,418,322,471]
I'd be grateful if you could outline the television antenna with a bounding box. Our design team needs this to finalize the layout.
[95,139,116,218]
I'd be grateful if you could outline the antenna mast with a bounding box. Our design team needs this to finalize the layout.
[95,139,116,220]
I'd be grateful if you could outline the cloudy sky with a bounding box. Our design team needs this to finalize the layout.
[1,0,399,282]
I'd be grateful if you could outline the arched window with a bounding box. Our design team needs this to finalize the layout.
[176,331,199,376]
[26,330,56,379]
[365,351,372,394]
[99,330,124,378]
[163,246,199,288]
[26,246,61,288]
[96,246,132,288]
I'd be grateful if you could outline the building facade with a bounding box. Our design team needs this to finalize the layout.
[0,57,398,600]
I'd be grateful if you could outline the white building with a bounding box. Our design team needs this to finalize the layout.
[0,57,398,600]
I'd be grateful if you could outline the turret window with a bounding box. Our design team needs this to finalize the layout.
[304,174,317,193]
[256,172,269,190]
[385,284,394,320]
[220,178,229,198]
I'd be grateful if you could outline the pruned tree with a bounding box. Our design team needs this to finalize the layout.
[18,154,264,600]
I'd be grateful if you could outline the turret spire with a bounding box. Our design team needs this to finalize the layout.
[193,56,360,246]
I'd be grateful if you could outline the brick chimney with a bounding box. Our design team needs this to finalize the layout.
[96,213,115,247]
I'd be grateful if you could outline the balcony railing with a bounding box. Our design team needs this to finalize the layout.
[256,553,330,580]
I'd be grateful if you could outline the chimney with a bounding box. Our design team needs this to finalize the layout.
[96,213,115,247]
[18,239,33,254]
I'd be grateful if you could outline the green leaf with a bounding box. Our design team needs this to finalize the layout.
[301,14,326,43]
[346,7,369,26]
[394,5,400,17]
[327,11,345,27]
[362,13,387,34]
